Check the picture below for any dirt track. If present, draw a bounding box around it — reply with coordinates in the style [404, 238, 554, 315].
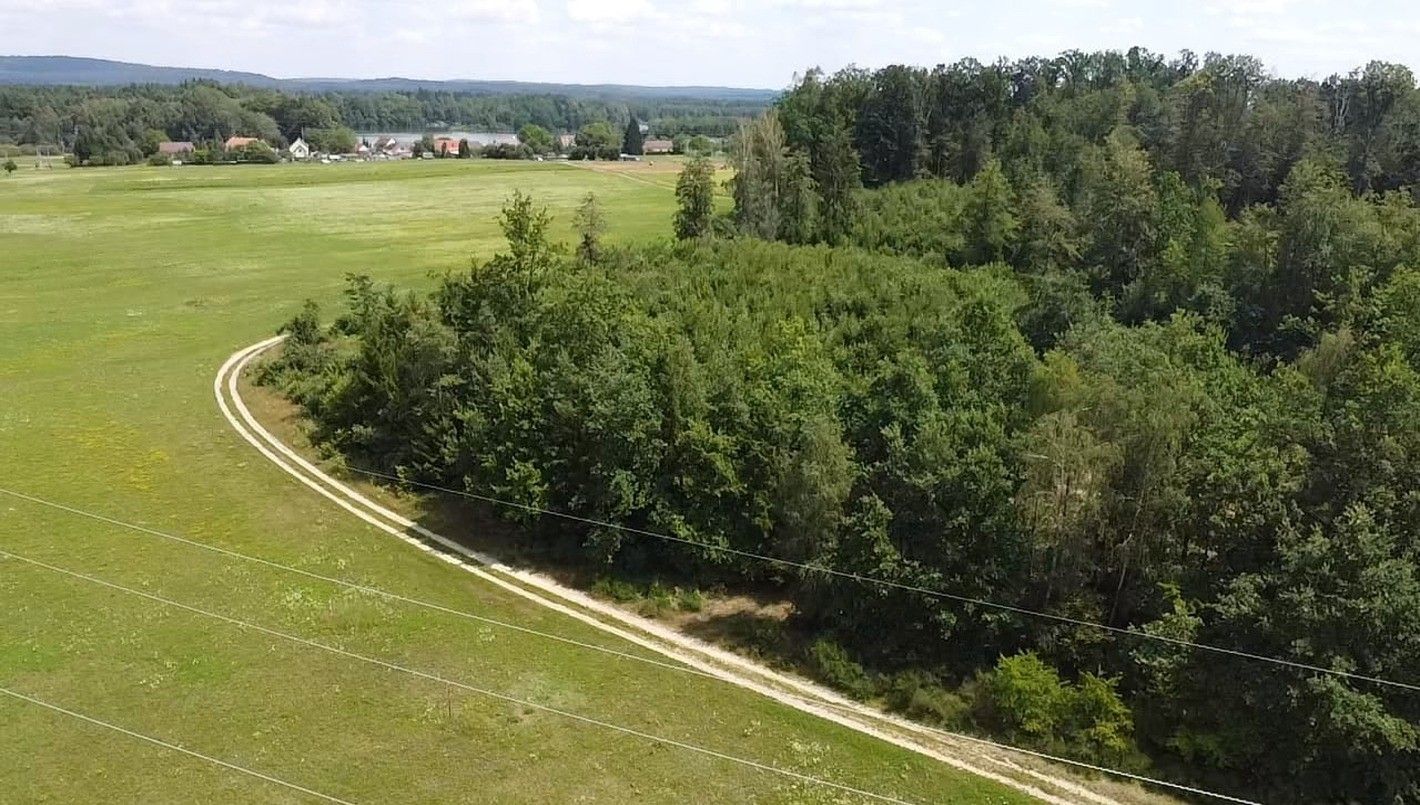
[218, 336, 1198, 805]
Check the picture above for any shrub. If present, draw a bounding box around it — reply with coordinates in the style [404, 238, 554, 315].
[974, 653, 1139, 763]
[569, 145, 621, 161]
[238, 141, 279, 164]
[282, 300, 326, 347]
[591, 576, 641, 603]
[591, 577, 705, 617]
[885, 670, 969, 727]
[255, 300, 338, 409]
[483, 143, 533, 160]
[674, 586, 704, 612]
[1063, 673, 1135, 763]
[146, 153, 172, 167]
[976, 652, 1068, 741]
[805, 639, 878, 700]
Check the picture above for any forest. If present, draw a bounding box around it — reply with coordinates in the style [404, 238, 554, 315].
[260, 48, 1419, 802]
[0, 81, 760, 162]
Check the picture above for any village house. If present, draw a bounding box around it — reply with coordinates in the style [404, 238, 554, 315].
[224, 136, 259, 151]
[557, 133, 576, 150]
[157, 141, 195, 157]
[433, 137, 461, 156]
[373, 136, 400, 154]
[642, 139, 674, 154]
[288, 137, 311, 159]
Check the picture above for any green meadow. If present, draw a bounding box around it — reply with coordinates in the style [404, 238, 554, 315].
[0, 160, 1031, 803]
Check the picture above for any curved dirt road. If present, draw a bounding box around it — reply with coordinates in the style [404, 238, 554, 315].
[217, 336, 1185, 805]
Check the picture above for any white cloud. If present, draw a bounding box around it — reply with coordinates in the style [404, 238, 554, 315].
[0, 0, 1414, 88]
[566, 0, 652, 22]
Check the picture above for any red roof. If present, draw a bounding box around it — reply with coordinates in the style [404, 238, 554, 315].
[224, 136, 259, 150]
[157, 141, 195, 155]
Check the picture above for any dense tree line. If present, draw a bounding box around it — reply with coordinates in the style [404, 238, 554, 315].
[0, 81, 759, 163]
[740, 51, 1420, 359]
[713, 49, 1420, 800]
[258, 48, 1420, 801]
[265, 202, 1419, 801]
[774, 50, 1420, 208]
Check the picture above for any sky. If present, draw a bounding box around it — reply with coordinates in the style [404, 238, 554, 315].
[2, 0, 1418, 89]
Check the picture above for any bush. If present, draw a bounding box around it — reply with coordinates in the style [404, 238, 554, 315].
[77, 148, 137, 167]
[237, 141, 279, 164]
[590, 577, 704, 617]
[591, 576, 641, 603]
[885, 670, 969, 727]
[974, 652, 1139, 763]
[674, 586, 704, 612]
[976, 652, 1068, 741]
[569, 145, 621, 161]
[255, 300, 338, 410]
[1064, 673, 1135, 763]
[805, 639, 878, 700]
[483, 142, 533, 160]
[146, 153, 172, 167]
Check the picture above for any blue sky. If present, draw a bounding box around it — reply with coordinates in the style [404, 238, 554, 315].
[2, 0, 1416, 88]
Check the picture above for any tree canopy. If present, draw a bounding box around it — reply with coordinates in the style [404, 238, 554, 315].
[258, 49, 1420, 802]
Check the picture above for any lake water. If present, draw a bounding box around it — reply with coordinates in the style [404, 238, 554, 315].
[356, 131, 520, 147]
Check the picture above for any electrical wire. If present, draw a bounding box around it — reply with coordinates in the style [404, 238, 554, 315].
[338, 465, 1420, 694]
[0, 485, 1261, 803]
[0, 685, 355, 804]
[0, 546, 920, 805]
[0, 485, 720, 684]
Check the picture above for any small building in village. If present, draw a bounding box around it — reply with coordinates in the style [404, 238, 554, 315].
[157, 141, 195, 157]
[224, 136, 259, 151]
[288, 137, 311, 159]
[642, 139, 674, 154]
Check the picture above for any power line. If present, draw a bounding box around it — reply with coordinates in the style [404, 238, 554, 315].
[0, 686, 355, 804]
[1, 484, 1257, 803]
[864, 717, 1257, 804]
[339, 465, 1420, 694]
[0, 547, 922, 805]
[0, 485, 718, 683]
[2, 485, 1256, 803]
[216, 340, 1365, 800]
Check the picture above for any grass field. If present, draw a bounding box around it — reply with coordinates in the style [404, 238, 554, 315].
[0, 160, 1033, 803]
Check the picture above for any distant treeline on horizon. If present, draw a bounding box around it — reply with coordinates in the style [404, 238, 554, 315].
[3, 47, 1417, 174]
[0, 72, 769, 163]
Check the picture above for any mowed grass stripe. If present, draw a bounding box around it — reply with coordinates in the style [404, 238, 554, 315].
[0, 159, 1034, 803]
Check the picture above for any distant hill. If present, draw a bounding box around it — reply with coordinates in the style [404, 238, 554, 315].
[0, 56, 778, 103]
[0, 56, 280, 88]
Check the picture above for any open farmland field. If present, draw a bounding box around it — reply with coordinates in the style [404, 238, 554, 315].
[0, 160, 1035, 804]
